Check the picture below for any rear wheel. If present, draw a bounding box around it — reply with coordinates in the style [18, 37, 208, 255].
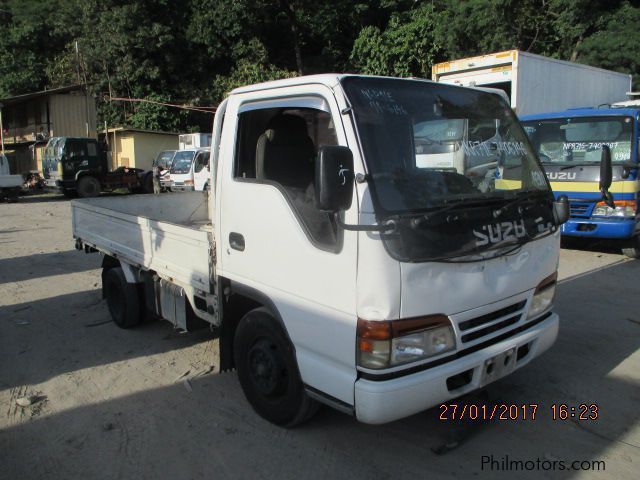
[77, 176, 101, 198]
[234, 309, 319, 427]
[103, 267, 142, 328]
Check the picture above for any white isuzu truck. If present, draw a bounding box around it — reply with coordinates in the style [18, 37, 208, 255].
[71, 74, 568, 427]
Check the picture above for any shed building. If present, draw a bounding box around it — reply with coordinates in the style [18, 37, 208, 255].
[0, 85, 97, 174]
[103, 127, 179, 171]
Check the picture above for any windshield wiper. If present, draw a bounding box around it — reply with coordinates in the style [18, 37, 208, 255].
[492, 191, 546, 218]
[406, 196, 507, 228]
[407, 192, 547, 228]
[559, 162, 596, 170]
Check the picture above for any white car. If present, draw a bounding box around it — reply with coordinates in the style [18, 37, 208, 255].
[169, 148, 210, 192]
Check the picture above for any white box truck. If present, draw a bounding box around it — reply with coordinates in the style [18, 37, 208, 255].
[71, 74, 568, 427]
[179, 132, 212, 150]
[432, 50, 632, 116]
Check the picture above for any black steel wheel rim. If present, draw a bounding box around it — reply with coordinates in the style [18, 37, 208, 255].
[248, 338, 286, 396]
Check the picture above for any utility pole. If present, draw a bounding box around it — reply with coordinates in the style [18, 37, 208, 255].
[76, 41, 90, 137]
[0, 103, 5, 156]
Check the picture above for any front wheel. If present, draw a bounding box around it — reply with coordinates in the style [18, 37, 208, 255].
[76, 176, 101, 198]
[622, 236, 640, 258]
[234, 309, 319, 427]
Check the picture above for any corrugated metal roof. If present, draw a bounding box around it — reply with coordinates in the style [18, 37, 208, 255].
[0, 85, 87, 106]
[104, 127, 180, 136]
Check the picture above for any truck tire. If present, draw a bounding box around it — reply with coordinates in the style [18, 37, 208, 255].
[622, 237, 640, 258]
[103, 267, 142, 328]
[234, 308, 319, 427]
[77, 176, 101, 198]
[143, 172, 154, 193]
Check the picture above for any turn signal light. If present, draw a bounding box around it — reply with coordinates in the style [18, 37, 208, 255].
[528, 271, 557, 319]
[357, 315, 455, 369]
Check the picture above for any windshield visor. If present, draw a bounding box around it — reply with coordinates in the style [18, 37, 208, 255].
[341, 77, 554, 262]
[522, 116, 634, 165]
[170, 151, 195, 174]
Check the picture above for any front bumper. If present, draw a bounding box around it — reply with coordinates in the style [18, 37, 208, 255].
[354, 312, 559, 424]
[561, 218, 637, 239]
[170, 184, 194, 192]
[54, 178, 76, 190]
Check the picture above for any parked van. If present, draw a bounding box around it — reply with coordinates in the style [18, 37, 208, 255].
[169, 148, 210, 191]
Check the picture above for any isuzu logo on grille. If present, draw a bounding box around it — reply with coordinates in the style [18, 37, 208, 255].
[473, 220, 526, 246]
[546, 171, 576, 180]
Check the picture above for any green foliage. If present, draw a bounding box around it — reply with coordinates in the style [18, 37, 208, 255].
[351, 5, 443, 77]
[0, 0, 639, 130]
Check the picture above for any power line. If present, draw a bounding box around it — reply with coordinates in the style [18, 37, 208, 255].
[108, 96, 217, 114]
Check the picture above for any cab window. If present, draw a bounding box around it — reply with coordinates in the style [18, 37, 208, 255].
[194, 151, 210, 173]
[234, 105, 339, 249]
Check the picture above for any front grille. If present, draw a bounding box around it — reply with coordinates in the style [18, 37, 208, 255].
[458, 300, 526, 344]
[569, 202, 592, 218]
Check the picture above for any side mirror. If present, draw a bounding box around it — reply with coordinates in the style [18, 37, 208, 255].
[621, 159, 637, 179]
[553, 195, 570, 225]
[599, 145, 614, 208]
[315, 145, 354, 212]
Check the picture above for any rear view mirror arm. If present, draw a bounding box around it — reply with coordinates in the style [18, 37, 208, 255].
[333, 212, 396, 232]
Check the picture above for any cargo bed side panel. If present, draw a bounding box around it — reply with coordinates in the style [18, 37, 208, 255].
[72, 201, 213, 292]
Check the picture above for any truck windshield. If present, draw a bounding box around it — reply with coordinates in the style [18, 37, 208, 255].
[341, 77, 555, 262]
[170, 151, 195, 174]
[154, 151, 176, 170]
[42, 138, 64, 177]
[521, 116, 634, 165]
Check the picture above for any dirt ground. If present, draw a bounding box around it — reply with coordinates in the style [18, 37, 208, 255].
[1, 194, 638, 480]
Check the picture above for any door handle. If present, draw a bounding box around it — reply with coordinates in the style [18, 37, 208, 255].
[229, 232, 245, 251]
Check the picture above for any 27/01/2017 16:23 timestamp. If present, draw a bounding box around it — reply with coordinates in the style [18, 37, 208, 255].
[439, 403, 599, 421]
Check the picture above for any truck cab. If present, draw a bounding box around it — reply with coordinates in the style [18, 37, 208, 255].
[44, 137, 107, 194]
[521, 107, 640, 257]
[44, 136, 151, 197]
[169, 148, 210, 192]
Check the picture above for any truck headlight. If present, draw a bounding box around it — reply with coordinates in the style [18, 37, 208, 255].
[592, 200, 636, 218]
[357, 315, 456, 369]
[527, 272, 557, 320]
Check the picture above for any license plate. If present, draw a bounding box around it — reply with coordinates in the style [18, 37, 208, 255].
[480, 347, 517, 385]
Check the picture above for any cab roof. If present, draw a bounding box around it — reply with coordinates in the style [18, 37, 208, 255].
[229, 74, 440, 95]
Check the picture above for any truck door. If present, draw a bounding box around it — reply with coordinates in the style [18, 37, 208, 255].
[218, 90, 358, 405]
[193, 150, 210, 191]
